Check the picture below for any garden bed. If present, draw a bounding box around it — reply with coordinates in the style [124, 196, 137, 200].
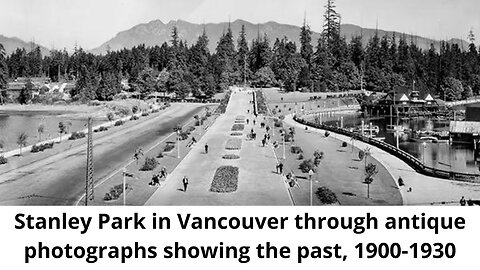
[230, 132, 243, 136]
[210, 166, 239, 193]
[222, 154, 240, 160]
[104, 184, 130, 201]
[231, 124, 245, 131]
[225, 138, 242, 150]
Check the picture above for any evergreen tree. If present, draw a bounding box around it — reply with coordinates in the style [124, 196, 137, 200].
[237, 25, 250, 85]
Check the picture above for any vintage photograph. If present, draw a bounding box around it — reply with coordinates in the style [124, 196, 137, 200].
[0, 0, 479, 206]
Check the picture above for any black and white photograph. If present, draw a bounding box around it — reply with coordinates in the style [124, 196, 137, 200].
[0, 0, 480, 206]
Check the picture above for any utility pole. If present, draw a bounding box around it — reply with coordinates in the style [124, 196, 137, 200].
[85, 117, 94, 205]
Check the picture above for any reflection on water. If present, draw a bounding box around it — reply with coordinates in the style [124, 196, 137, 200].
[0, 111, 105, 152]
[312, 112, 480, 174]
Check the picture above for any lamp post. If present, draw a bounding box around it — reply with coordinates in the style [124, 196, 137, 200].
[422, 141, 427, 165]
[177, 130, 181, 159]
[283, 132, 286, 160]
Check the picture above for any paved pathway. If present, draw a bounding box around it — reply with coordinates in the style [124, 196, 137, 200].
[285, 115, 480, 205]
[146, 89, 291, 205]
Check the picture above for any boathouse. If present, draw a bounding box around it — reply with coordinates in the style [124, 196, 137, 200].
[449, 121, 480, 144]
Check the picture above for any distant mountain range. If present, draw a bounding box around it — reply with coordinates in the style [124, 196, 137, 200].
[90, 19, 469, 55]
[0, 34, 50, 56]
[0, 20, 470, 56]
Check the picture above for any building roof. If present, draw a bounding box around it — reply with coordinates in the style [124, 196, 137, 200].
[450, 121, 480, 134]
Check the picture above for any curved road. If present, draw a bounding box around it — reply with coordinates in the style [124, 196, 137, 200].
[0, 104, 204, 205]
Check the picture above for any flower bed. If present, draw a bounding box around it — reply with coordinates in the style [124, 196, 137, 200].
[210, 166, 239, 193]
[222, 154, 240, 160]
[235, 115, 245, 120]
[231, 124, 245, 131]
[225, 138, 242, 150]
[230, 132, 243, 136]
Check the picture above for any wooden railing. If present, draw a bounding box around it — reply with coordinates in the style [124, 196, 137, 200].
[294, 116, 480, 183]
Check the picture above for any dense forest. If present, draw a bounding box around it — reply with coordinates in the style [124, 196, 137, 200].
[0, 0, 479, 102]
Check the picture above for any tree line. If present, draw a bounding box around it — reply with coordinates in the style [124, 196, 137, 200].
[0, 0, 479, 102]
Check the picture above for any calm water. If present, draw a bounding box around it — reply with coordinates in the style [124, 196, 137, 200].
[0, 111, 106, 152]
[313, 112, 480, 174]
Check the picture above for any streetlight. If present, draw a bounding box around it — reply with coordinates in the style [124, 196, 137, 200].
[122, 168, 134, 206]
[177, 130, 181, 159]
[422, 141, 427, 165]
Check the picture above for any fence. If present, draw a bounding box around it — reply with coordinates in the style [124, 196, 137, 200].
[294, 115, 480, 183]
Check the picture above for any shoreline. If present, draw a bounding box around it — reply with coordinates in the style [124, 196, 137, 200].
[285, 114, 480, 205]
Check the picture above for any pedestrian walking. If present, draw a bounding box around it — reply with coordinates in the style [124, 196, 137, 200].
[278, 162, 284, 174]
[204, 144, 209, 154]
[267, 134, 270, 141]
[161, 167, 167, 178]
[182, 176, 189, 192]
[246, 119, 249, 124]
[308, 169, 314, 181]
[460, 196, 466, 206]
[253, 119, 256, 125]
[262, 138, 266, 147]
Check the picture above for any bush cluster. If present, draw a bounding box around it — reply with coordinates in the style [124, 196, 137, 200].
[140, 157, 159, 171]
[31, 142, 54, 153]
[114, 120, 124, 126]
[141, 112, 149, 117]
[290, 146, 303, 154]
[94, 126, 109, 133]
[315, 186, 338, 204]
[69, 131, 86, 140]
[163, 143, 175, 152]
[130, 115, 139, 121]
[299, 159, 315, 173]
[104, 184, 129, 201]
[0, 156, 7, 165]
[210, 166, 239, 193]
[215, 92, 231, 114]
[342, 141, 348, 147]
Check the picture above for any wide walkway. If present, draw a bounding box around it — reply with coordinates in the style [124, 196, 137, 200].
[285, 115, 480, 205]
[146, 89, 292, 205]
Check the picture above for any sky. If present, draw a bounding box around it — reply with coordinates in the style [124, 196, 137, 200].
[0, 0, 479, 51]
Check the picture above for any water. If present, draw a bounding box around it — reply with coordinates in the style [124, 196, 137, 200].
[0, 111, 106, 152]
[308, 112, 480, 174]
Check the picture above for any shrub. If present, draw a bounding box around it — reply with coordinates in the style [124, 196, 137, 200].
[230, 132, 243, 136]
[187, 126, 196, 133]
[163, 143, 175, 152]
[94, 126, 108, 132]
[274, 120, 283, 128]
[290, 146, 303, 154]
[210, 166, 239, 193]
[342, 141, 348, 147]
[69, 131, 86, 140]
[44, 142, 54, 149]
[116, 106, 131, 116]
[31, 142, 54, 153]
[298, 153, 304, 160]
[140, 157, 159, 171]
[104, 184, 129, 201]
[157, 152, 164, 158]
[0, 156, 8, 165]
[225, 138, 242, 150]
[231, 124, 245, 131]
[315, 186, 338, 204]
[114, 120, 124, 126]
[141, 111, 149, 117]
[151, 109, 160, 113]
[358, 150, 365, 161]
[325, 131, 330, 137]
[299, 159, 315, 173]
[130, 115, 139, 121]
[107, 112, 115, 122]
[222, 154, 240, 160]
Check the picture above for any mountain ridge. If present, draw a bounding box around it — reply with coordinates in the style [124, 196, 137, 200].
[0, 34, 50, 56]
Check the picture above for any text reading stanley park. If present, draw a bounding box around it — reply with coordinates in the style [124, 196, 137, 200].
[15, 212, 465, 263]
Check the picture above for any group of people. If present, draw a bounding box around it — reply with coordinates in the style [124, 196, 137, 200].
[149, 167, 168, 186]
